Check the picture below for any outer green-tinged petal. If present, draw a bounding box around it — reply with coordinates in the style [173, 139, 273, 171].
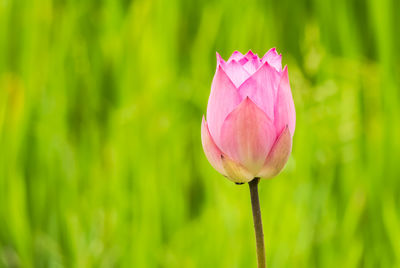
[220, 154, 254, 183]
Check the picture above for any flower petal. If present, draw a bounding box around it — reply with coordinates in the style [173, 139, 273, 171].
[223, 61, 250, 87]
[219, 97, 276, 174]
[244, 50, 259, 60]
[262, 48, 282, 71]
[243, 55, 262, 74]
[207, 65, 242, 148]
[217, 52, 250, 87]
[216, 52, 227, 67]
[238, 61, 280, 120]
[238, 57, 249, 65]
[274, 66, 296, 136]
[221, 154, 254, 183]
[257, 126, 292, 179]
[227, 51, 245, 62]
[201, 117, 227, 176]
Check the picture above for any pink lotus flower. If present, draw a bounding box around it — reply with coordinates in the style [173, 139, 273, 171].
[201, 49, 295, 183]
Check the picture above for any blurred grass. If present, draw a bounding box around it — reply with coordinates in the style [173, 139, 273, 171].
[1, 0, 400, 267]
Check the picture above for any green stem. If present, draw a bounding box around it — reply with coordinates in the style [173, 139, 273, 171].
[249, 177, 266, 268]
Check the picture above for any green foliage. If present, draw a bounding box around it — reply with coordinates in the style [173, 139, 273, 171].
[1, 0, 400, 267]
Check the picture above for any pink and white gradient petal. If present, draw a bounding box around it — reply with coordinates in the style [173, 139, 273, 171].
[274, 66, 296, 136]
[257, 126, 292, 178]
[220, 97, 276, 175]
[206, 65, 242, 148]
[262, 48, 282, 71]
[242, 55, 262, 75]
[228, 51, 245, 62]
[201, 117, 227, 176]
[238, 61, 281, 121]
[221, 154, 254, 183]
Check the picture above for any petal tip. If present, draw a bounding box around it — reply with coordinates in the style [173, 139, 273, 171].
[280, 65, 289, 81]
[245, 50, 255, 57]
[216, 52, 225, 65]
[228, 51, 244, 62]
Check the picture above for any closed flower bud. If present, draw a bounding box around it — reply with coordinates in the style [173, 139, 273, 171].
[201, 49, 296, 183]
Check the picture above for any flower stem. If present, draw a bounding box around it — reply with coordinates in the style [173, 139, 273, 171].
[249, 177, 266, 268]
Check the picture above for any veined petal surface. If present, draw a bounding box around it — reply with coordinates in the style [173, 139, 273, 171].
[274, 66, 296, 136]
[238, 61, 280, 121]
[257, 126, 292, 178]
[207, 65, 241, 148]
[220, 97, 276, 174]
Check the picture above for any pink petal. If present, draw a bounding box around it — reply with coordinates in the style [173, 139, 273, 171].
[219, 97, 276, 174]
[257, 126, 292, 178]
[221, 154, 254, 183]
[274, 66, 296, 136]
[201, 117, 227, 176]
[217, 52, 250, 87]
[223, 61, 250, 87]
[238, 57, 249, 65]
[207, 65, 242, 148]
[244, 50, 259, 60]
[262, 48, 282, 71]
[227, 51, 244, 62]
[238, 61, 280, 120]
[216, 52, 227, 67]
[243, 55, 262, 74]
[202, 116, 253, 183]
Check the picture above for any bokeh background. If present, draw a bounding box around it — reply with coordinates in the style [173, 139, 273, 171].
[1, 0, 400, 267]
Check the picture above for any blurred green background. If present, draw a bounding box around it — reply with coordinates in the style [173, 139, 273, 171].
[1, 0, 400, 267]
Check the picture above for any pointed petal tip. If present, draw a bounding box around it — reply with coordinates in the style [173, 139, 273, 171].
[246, 49, 254, 54]
[262, 48, 283, 71]
[228, 51, 244, 62]
[237, 96, 265, 114]
[242, 96, 262, 109]
[245, 58, 276, 76]
[266, 47, 279, 55]
[281, 65, 288, 76]
[215, 64, 227, 75]
[245, 50, 255, 58]
[216, 52, 225, 65]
